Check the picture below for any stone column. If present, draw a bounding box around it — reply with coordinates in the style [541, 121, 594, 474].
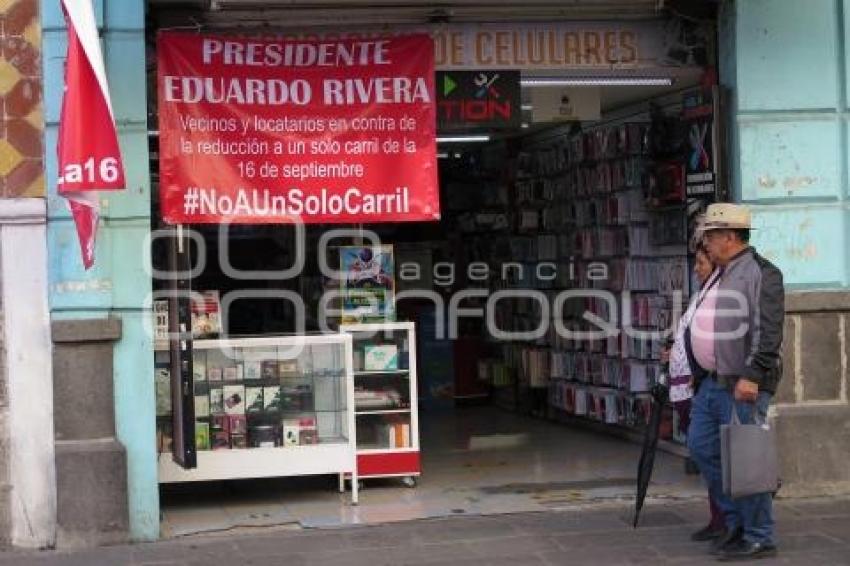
[0, 231, 8, 548]
[0, 199, 55, 549]
[52, 318, 128, 547]
[773, 293, 850, 496]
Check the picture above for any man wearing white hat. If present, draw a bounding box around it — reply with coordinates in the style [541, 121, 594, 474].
[684, 203, 785, 561]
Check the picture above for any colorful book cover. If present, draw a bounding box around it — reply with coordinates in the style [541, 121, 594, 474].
[392, 423, 410, 448]
[212, 413, 230, 432]
[223, 385, 245, 415]
[249, 424, 279, 448]
[244, 360, 262, 380]
[194, 394, 210, 417]
[280, 379, 313, 413]
[299, 429, 318, 445]
[228, 414, 247, 435]
[191, 290, 221, 338]
[403, 424, 411, 448]
[263, 386, 282, 412]
[392, 423, 403, 448]
[211, 430, 230, 450]
[282, 419, 301, 446]
[195, 422, 210, 451]
[209, 387, 225, 414]
[297, 417, 317, 445]
[261, 361, 278, 379]
[192, 357, 207, 382]
[208, 366, 223, 381]
[278, 359, 299, 378]
[340, 245, 396, 320]
[364, 345, 399, 371]
[245, 387, 264, 413]
[224, 366, 239, 381]
[155, 369, 171, 416]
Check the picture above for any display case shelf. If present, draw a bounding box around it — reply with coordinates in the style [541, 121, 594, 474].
[356, 409, 411, 415]
[340, 322, 421, 484]
[354, 370, 410, 376]
[158, 334, 359, 504]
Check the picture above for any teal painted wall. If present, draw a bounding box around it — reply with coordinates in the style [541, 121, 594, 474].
[721, 0, 850, 289]
[42, 1, 158, 540]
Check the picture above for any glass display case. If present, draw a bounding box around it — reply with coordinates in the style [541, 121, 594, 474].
[340, 322, 420, 486]
[158, 334, 358, 503]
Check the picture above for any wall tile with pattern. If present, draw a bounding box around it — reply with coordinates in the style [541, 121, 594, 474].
[0, 0, 43, 198]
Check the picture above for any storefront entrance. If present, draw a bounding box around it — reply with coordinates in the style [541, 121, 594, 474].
[147, 1, 718, 538]
[160, 407, 702, 536]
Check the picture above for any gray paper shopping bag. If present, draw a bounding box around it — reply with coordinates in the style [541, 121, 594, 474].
[720, 407, 779, 499]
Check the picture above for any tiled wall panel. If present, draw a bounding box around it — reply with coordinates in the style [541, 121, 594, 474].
[0, 0, 43, 198]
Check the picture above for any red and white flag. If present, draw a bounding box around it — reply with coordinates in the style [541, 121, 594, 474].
[58, 0, 125, 270]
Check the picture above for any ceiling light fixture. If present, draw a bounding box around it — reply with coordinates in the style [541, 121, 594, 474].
[436, 135, 491, 143]
[520, 77, 674, 87]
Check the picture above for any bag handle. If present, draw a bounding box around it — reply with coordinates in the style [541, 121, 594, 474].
[729, 402, 766, 426]
[729, 407, 740, 426]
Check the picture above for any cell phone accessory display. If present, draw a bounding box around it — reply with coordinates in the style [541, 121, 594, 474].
[456, 121, 687, 440]
[158, 335, 359, 504]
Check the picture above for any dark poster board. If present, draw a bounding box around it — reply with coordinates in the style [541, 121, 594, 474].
[437, 70, 521, 130]
[682, 87, 717, 198]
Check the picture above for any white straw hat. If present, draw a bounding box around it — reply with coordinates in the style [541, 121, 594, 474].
[702, 203, 752, 231]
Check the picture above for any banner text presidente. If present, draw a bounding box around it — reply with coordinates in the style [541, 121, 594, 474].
[162, 38, 431, 106]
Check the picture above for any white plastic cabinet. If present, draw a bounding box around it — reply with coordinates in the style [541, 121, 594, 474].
[340, 322, 420, 486]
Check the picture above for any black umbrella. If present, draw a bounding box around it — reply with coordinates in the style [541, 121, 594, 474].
[633, 363, 669, 528]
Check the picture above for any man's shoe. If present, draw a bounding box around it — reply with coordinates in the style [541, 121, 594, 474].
[709, 527, 743, 555]
[717, 540, 777, 561]
[691, 524, 725, 542]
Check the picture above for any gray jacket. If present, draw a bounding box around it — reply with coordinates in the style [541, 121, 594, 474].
[714, 247, 785, 393]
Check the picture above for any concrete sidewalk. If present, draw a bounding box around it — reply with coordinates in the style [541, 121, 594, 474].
[2, 497, 849, 565]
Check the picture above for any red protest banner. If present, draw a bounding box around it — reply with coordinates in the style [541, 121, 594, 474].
[157, 33, 439, 224]
[58, 0, 126, 269]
